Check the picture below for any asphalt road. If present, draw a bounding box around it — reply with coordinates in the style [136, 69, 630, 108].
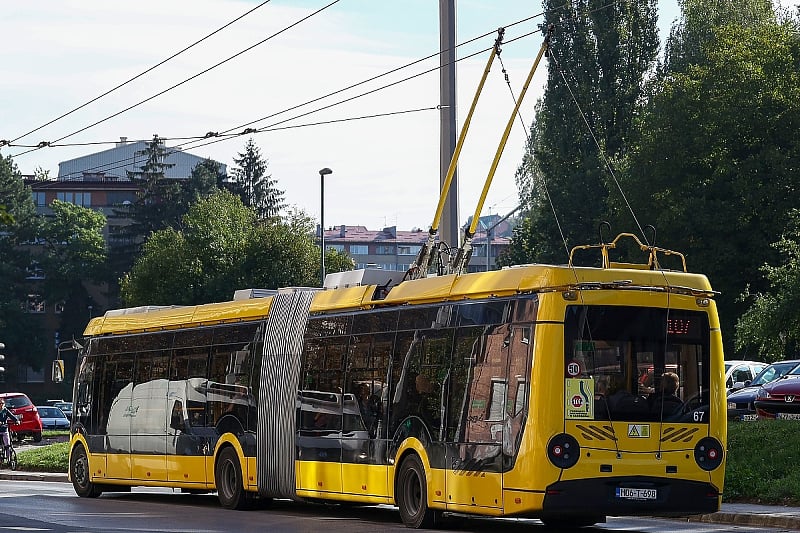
[0, 480, 788, 533]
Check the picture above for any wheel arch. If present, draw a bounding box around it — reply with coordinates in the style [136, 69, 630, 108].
[212, 434, 246, 490]
[391, 437, 431, 503]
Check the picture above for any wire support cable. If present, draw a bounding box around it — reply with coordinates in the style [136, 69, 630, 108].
[8, 1, 274, 145]
[10, 0, 341, 159]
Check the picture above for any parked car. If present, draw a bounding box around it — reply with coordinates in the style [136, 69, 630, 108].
[727, 359, 800, 421]
[0, 392, 43, 442]
[51, 401, 73, 419]
[725, 360, 768, 392]
[35, 405, 71, 430]
[754, 366, 800, 419]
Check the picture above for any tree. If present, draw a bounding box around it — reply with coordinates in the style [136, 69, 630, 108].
[619, 1, 800, 354]
[126, 134, 180, 237]
[121, 191, 351, 306]
[736, 211, 800, 361]
[39, 200, 107, 297]
[231, 138, 285, 220]
[502, 0, 659, 265]
[0, 156, 47, 371]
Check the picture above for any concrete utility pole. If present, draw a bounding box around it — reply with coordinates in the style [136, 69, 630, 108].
[439, 0, 459, 250]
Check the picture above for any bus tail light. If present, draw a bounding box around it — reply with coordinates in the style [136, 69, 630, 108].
[694, 437, 723, 471]
[547, 433, 580, 469]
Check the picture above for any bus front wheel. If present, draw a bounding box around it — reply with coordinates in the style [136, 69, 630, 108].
[396, 454, 439, 529]
[215, 447, 250, 510]
[70, 445, 103, 498]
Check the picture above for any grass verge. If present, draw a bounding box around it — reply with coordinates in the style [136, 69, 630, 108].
[16, 441, 69, 473]
[725, 419, 800, 505]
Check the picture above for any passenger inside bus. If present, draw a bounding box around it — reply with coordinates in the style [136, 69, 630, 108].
[648, 372, 683, 417]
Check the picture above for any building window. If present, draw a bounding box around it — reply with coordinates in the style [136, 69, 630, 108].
[375, 245, 395, 255]
[54, 301, 66, 314]
[349, 245, 368, 255]
[25, 294, 46, 313]
[398, 245, 420, 256]
[25, 263, 45, 279]
[327, 244, 345, 252]
[56, 191, 92, 207]
[32, 192, 46, 206]
[106, 191, 137, 206]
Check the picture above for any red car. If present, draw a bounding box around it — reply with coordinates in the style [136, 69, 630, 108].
[0, 392, 43, 442]
[754, 372, 800, 420]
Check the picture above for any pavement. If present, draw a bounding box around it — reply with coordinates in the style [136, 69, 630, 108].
[1, 470, 799, 530]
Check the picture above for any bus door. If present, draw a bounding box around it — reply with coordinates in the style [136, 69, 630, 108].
[296, 334, 347, 493]
[341, 332, 392, 497]
[167, 348, 211, 484]
[130, 352, 170, 481]
[104, 353, 134, 480]
[445, 324, 507, 511]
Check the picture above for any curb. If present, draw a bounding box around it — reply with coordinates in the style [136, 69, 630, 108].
[690, 511, 800, 530]
[0, 471, 69, 483]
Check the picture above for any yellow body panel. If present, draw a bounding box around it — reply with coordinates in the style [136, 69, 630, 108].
[296, 460, 343, 493]
[446, 469, 503, 511]
[166, 455, 208, 484]
[131, 454, 167, 482]
[340, 463, 390, 498]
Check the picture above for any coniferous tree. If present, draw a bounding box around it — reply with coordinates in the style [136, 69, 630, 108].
[501, 0, 659, 265]
[127, 134, 180, 236]
[231, 138, 285, 220]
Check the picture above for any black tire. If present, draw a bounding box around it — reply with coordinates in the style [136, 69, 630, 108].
[215, 447, 250, 510]
[8, 447, 17, 470]
[70, 445, 103, 498]
[32, 432, 42, 443]
[396, 454, 439, 529]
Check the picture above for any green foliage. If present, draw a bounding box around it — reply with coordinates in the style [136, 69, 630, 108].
[126, 134, 181, 237]
[231, 138, 286, 220]
[121, 192, 351, 306]
[725, 420, 800, 504]
[504, 0, 659, 265]
[736, 211, 800, 360]
[39, 200, 107, 293]
[15, 441, 69, 473]
[0, 155, 47, 370]
[621, 11, 800, 356]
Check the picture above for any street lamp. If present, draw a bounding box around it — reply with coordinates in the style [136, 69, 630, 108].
[319, 167, 333, 286]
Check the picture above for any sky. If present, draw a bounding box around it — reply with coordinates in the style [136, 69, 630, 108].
[1, 1, 796, 232]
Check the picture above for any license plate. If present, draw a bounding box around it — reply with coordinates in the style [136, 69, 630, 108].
[741, 414, 758, 421]
[777, 412, 800, 420]
[616, 487, 657, 500]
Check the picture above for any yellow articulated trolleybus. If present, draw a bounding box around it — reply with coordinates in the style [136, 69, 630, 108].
[65, 27, 726, 528]
[67, 237, 726, 528]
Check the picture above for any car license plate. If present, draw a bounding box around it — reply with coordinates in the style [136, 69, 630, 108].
[616, 487, 657, 500]
[741, 414, 758, 421]
[777, 413, 800, 420]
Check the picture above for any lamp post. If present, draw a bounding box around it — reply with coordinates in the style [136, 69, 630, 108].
[319, 167, 333, 286]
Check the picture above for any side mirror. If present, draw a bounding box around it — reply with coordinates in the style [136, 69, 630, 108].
[52, 360, 65, 383]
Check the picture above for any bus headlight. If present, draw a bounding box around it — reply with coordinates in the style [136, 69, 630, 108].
[694, 437, 723, 471]
[547, 433, 580, 469]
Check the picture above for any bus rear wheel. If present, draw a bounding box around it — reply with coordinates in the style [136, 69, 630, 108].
[215, 447, 250, 510]
[396, 454, 439, 529]
[70, 445, 103, 498]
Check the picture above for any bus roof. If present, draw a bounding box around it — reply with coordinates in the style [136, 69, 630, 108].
[84, 263, 714, 337]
